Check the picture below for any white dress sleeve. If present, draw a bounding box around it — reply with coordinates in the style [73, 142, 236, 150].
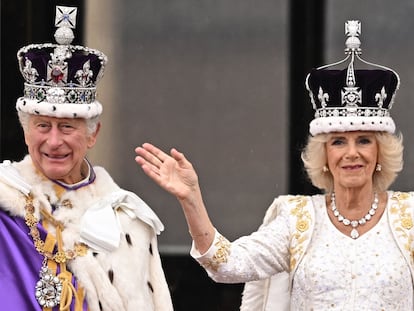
[190, 197, 291, 284]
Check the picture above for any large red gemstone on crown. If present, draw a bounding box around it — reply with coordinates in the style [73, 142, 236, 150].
[51, 67, 64, 83]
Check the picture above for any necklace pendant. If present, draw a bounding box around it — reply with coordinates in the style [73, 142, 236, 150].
[350, 228, 359, 239]
[35, 264, 62, 308]
[330, 192, 378, 240]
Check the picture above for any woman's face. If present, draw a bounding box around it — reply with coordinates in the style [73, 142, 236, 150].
[24, 115, 99, 184]
[326, 131, 378, 191]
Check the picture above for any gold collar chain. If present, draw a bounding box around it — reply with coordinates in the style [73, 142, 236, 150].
[24, 193, 87, 310]
[24, 193, 88, 262]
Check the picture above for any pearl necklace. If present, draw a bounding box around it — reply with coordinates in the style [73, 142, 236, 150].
[330, 192, 379, 239]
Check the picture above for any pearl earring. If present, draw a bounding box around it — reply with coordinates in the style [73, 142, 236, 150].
[375, 163, 382, 172]
[322, 165, 329, 173]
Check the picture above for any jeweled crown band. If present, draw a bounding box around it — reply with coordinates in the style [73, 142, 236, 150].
[314, 107, 390, 119]
[24, 83, 96, 105]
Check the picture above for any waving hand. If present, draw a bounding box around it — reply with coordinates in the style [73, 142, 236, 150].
[135, 142, 215, 253]
[135, 143, 199, 201]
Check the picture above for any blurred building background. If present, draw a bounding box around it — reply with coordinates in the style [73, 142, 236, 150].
[2, 1, 414, 310]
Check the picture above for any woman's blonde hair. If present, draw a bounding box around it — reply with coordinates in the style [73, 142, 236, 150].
[301, 131, 403, 192]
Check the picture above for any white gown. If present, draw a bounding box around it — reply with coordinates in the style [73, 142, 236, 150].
[292, 197, 413, 310]
[192, 193, 414, 311]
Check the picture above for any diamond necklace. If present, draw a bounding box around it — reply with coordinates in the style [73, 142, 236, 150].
[330, 192, 379, 239]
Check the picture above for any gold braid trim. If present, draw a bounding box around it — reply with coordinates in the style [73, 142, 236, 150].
[288, 195, 311, 272]
[389, 192, 414, 264]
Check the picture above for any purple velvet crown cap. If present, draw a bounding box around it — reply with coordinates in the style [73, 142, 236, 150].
[305, 20, 400, 136]
[15, 6, 108, 119]
[307, 69, 399, 110]
[20, 47, 104, 87]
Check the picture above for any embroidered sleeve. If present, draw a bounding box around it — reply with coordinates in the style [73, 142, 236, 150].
[190, 199, 293, 284]
[191, 232, 231, 272]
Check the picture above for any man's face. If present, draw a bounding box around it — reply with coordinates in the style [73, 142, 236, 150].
[24, 115, 99, 184]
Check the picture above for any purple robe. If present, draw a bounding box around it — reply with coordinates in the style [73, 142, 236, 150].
[0, 209, 88, 310]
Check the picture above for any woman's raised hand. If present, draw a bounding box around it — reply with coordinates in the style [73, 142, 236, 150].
[135, 143, 200, 201]
[135, 143, 215, 252]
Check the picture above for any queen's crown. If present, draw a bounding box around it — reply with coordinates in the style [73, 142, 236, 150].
[305, 20, 400, 135]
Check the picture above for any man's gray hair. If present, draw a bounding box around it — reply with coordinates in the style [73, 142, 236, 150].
[17, 111, 100, 135]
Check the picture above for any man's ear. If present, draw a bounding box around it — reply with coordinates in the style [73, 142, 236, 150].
[87, 122, 101, 149]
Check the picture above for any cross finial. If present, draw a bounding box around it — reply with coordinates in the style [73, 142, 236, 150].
[53, 6, 77, 45]
[55, 6, 77, 29]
